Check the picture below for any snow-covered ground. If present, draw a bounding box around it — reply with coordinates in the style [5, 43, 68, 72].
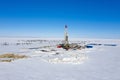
[0, 38, 120, 80]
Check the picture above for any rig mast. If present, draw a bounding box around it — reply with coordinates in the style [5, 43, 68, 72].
[64, 25, 69, 50]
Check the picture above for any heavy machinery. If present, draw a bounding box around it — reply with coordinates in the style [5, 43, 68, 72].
[57, 25, 70, 50]
[57, 25, 87, 50]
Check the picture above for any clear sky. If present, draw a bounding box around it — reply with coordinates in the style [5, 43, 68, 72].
[0, 0, 120, 39]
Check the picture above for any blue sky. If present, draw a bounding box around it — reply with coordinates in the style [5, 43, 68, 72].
[0, 0, 120, 39]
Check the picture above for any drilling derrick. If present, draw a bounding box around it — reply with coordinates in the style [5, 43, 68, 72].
[57, 25, 86, 50]
[64, 25, 69, 50]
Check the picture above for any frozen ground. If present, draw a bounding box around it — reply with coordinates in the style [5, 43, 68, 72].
[0, 38, 120, 80]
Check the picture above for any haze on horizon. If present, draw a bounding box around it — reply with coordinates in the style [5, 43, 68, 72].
[0, 0, 120, 39]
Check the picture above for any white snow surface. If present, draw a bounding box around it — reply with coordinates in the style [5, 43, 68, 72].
[0, 38, 120, 80]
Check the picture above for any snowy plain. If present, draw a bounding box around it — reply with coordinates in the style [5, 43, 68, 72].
[0, 38, 120, 80]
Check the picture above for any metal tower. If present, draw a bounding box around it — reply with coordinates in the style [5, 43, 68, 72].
[64, 25, 69, 44]
[64, 25, 69, 50]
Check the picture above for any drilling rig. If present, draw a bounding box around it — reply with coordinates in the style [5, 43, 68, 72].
[57, 25, 70, 50]
[63, 25, 70, 50]
[57, 25, 88, 50]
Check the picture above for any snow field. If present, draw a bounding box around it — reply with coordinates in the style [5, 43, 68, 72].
[0, 38, 120, 80]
